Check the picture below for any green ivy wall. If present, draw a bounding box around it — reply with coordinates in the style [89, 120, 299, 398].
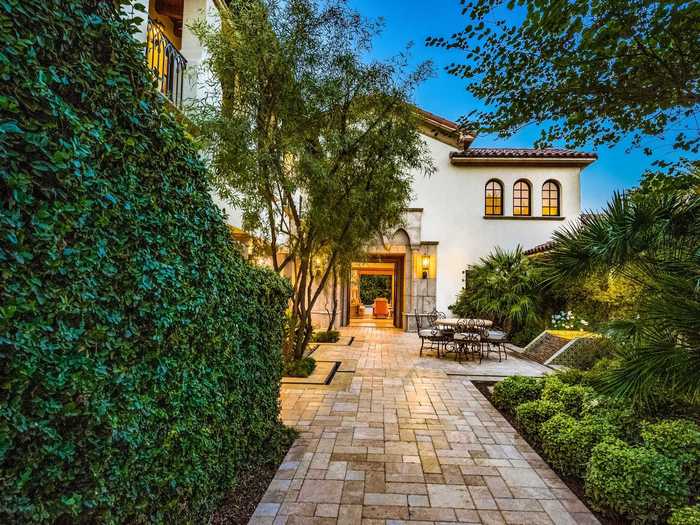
[0, 0, 290, 522]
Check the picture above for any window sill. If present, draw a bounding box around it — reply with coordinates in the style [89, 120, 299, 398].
[483, 215, 566, 221]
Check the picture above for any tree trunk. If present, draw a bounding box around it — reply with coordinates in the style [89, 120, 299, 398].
[289, 249, 340, 360]
[327, 264, 338, 331]
[291, 250, 311, 360]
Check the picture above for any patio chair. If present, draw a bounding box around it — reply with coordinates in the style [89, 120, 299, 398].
[483, 327, 510, 362]
[415, 310, 443, 357]
[373, 297, 389, 319]
[453, 319, 486, 363]
[430, 308, 454, 355]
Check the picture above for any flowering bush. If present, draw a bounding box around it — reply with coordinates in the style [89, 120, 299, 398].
[550, 310, 589, 330]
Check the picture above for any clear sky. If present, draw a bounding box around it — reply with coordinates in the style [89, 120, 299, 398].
[348, 0, 670, 211]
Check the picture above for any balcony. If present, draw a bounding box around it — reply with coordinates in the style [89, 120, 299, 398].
[146, 17, 187, 107]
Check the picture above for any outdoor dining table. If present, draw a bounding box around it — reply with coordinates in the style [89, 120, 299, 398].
[436, 318, 493, 328]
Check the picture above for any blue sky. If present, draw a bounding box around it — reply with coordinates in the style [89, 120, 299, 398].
[348, 0, 667, 210]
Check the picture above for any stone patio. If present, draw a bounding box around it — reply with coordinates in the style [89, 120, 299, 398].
[251, 327, 599, 524]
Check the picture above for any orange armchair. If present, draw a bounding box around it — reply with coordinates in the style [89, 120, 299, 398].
[373, 298, 389, 319]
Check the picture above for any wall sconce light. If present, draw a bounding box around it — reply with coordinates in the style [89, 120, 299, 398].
[421, 255, 430, 279]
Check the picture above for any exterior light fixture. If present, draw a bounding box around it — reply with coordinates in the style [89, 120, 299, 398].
[421, 255, 430, 279]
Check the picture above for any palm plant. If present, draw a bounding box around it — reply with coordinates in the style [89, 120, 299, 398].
[451, 246, 543, 333]
[545, 171, 700, 403]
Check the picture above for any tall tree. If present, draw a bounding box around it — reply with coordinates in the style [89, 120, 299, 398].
[191, 0, 433, 359]
[427, 1, 700, 162]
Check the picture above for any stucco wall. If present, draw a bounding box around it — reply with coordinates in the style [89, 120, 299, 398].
[410, 137, 584, 314]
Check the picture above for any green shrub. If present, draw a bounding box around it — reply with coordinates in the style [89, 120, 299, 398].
[0, 1, 291, 522]
[283, 357, 317, 378]
[634, 386, 700, 423]
[585, 440, 689, 523]
[541, 413, 620, 478]
[511, 322, 543, 347]
[491, 376, 543, 412]
[581, 395, 640, 442]
[553, 367, 590, 386]
[449, 247, 544, 332]
[642, 419, 700, 488]
[515, 400, 563, 441]
[541, 377, 594, 417]
[669, 505, 700, 525]
[312, 330, 340, 343]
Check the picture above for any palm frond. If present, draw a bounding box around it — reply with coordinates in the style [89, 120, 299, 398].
[548, 174, 700, 403]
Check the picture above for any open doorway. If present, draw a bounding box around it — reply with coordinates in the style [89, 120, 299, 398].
[347, 254, 404, 328]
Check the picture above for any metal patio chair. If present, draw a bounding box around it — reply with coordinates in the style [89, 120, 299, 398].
[483, 326, 510, 362]
[415, 310, 443, 357]
[453, 318, 486, 363]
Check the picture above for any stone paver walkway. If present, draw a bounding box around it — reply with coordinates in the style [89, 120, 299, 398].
[251, 327, 599, 525]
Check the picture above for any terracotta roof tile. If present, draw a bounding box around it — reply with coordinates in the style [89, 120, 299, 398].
[523, 241, 556, 256]
[451, 148, 597, 160]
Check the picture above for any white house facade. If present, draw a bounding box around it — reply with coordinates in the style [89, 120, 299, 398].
[127, 1, 597, 331]
[406, 110, 594, 319]
[322, 110, 596, 331]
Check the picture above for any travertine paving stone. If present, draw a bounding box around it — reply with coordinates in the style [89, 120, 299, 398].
[250, 327, 600, 524]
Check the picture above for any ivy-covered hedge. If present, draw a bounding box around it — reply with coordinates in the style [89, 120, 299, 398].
[0, 1, 291, 522]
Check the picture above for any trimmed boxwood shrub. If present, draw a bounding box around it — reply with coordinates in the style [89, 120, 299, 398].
[552, 367, 590, 386]
[540, 413, 620, 478]
[669, 505, 700, 525]
[585, 439, 689, 523]
[580, 395, 640, 441]
[541, 377, 594, 417]
[1, 1, 291, 522]
[641, 419, 700, 488]
[515, 399, 563, 441]
[491, 376, 543, 412]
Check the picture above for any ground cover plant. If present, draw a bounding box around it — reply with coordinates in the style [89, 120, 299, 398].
[0, 1, 290, 522]
[312, 330, 340, 343]
[283, 356, 317, 378]
[669, 505, 700, 525]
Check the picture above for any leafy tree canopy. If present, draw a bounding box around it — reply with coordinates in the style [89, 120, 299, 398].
[359, 275, 392, 305]
[191, 0, 433, 358]
[427, 1, 700, 162]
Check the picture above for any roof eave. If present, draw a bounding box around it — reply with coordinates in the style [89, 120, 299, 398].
[413, 108, 476, 149]
[450, 156, 597, 168]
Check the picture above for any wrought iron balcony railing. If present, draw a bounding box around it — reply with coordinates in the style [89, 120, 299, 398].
[146, 18, 187, 107]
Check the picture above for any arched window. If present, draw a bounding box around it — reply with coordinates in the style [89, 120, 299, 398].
[484, 179, 503, 216]
[542, 180, 560, 216]
[513, 180, 531, 216]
